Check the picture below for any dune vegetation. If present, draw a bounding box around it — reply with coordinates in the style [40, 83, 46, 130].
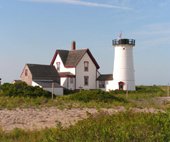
[0, 111, 170, 142]
[0, 82, 170, 141]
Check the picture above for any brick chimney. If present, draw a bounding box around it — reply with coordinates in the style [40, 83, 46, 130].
[71, 41, 76, 50]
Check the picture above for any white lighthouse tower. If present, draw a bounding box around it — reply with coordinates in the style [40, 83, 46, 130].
[112, 38, 136, 91]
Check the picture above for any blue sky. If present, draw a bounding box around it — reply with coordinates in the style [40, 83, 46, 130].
[0, 0, 170, 85]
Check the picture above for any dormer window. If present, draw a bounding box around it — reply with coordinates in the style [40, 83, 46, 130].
[84, 61, 89, 72]
[56, 62, 60, 71]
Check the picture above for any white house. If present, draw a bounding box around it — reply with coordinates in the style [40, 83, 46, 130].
[50, 41, 100, 90]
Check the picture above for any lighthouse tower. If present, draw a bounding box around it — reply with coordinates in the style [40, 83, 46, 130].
[112, 38, 136, 91]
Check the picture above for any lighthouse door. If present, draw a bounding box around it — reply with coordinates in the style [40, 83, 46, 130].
[118, 82, 124, 90]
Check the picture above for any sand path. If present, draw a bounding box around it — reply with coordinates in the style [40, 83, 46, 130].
[0, 107, 125, 131]
[0, 106, 164, 131]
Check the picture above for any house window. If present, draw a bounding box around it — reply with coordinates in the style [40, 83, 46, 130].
[99, 81, 105, 88]
[56, 62, 60, 71]
[84, 76, 89, 86]
[25, 69, 28, 76]
[70, 78, 73, 84]
[84, 61, 89, 72]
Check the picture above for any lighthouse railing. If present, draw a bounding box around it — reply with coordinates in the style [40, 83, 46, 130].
[112, 39, 135, 46]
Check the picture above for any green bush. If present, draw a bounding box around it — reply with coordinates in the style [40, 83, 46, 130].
[49, 112, 170, 142]
[68, 90, 127, 103]
[0, 82, 51, 98]
[136, 85, 165, 94]
[109, 85, 165, 96]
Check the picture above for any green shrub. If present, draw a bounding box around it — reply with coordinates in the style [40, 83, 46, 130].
[136, 85, 165, 94]
[109, 86, 166, 101]
[68, 90, 127, 103]
[51, 112, 170, 142]
[0, 82, 51, 98]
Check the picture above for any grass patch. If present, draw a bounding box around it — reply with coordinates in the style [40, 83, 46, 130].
[68, 90, 127, 103]
[0, 85, 169, 141]
[117, 85, 165, 100]
[0, 85, 167, 109]
[0, 96, 56, 109]
[0, 112, 170, 142]
[55, 112, 170, 142]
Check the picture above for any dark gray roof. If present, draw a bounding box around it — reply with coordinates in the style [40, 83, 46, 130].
[27, 64, 60, 82]
[51, 49, 100, 69]
[56, 50, 69, 65]
[97, 74, 113, 81]
[34, 81, 62, 88]
[65, 50, 87, 67]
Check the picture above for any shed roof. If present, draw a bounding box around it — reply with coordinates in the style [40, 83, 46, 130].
[97, 74, 113, 81]
[27, 64, 60, 82]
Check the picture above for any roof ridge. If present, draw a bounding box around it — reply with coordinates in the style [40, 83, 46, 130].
[27, 64, 53, 66]
[51, 48, 99, 69]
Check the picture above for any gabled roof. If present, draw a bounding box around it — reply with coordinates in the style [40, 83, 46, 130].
[26, 64, 60, 82]
[50, 49, 100, 69]
[97, 74, 113, 81]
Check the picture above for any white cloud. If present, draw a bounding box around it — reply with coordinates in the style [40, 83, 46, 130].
[133, 23, 170, 47]
[135, 23, 170, 36]
[20, 0, 132, 10]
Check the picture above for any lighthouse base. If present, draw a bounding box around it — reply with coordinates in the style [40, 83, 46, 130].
[106, 80, 136, 91]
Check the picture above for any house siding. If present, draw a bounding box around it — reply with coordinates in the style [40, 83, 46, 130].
[68, 77, 75, 90]
[105, 80, 114, 91]
[53, 54, 75, 74]
[52, 51, 98, 90]
[20, 65, 33, 85]
[32, 81, 63, 95]
[53, 54, 76, 90]
[60, 77, 68, 89]
[44, 88, 63, 96]
[76, 53, 97, 90]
